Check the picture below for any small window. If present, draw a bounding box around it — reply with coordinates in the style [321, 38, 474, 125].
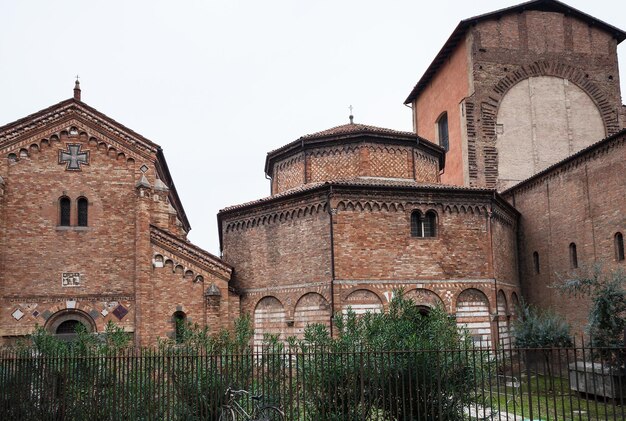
[569, 243, 578, 269]
[411, 210, 437, 238]
[56, 320, 81, 335]
[77, 197, 88, 227]
[173, 311, 186, 344]
[533, 252, 540, 274]
[437, 112, 449, 152]
[615, 232, 625, 262]
[59, 196, 71, 226]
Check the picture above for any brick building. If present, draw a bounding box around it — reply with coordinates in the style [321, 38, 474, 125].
[219, 123, 521, 348]
[0, 83, 238, 347]
[2, 0, 625, 347]
[220, 0, 626, 343]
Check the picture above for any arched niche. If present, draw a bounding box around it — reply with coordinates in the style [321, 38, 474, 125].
[496, 76, 605, 190]
[292, 292, 331, 338]
[455, 288, 492, 347]
[343, 289, 383, 316]
[253, 296, 286, 349]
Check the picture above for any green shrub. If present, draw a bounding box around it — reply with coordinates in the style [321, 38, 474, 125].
[290, 289, 489, 421]
[511, 300, 572, 348]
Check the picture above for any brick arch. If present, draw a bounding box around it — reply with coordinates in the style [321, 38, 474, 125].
[510, 291, 520, 318]
[404, 288, 446, 309]
[253, 296, 286, 347]
[478, 60, 619, 188]
[45, 308, 98, 334]
[292, 292, 331, 338]
[342, 288, 384, 315]
[487, 61, 618, 137]
[496, 289, 511, 348]
[405, 288, 446, 312]
[455, 288, 492, 347]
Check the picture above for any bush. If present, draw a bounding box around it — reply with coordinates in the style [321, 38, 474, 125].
[289, 290, 489, 421]
[556, 266, 626, 364]
[511, 300, 572, 348]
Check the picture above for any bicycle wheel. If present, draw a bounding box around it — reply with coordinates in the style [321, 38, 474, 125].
[254, 405, 284, 421]
[218, 406, 236, 421]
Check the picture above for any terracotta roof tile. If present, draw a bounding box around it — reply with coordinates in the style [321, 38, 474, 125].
[300, 123, 418, 140]
[220, 177, 492, 213]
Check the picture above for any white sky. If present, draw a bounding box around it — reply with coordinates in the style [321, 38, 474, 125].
[1, 0, 625, 255]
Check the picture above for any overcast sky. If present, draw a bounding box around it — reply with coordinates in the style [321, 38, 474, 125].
[1, 0, 624, 255]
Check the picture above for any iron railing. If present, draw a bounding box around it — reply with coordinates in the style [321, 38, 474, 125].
[1, 343, 624, 420]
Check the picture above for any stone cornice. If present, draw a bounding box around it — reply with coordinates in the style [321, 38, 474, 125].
[150, 225, 232, 281]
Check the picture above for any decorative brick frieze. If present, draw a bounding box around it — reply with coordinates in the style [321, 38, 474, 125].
[150, 225, 231, 281]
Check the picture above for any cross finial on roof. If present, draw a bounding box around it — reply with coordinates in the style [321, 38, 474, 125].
[73, 75, 81, 101]
[349, 105, 354, 124]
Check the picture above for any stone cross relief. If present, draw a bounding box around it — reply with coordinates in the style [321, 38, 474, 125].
[59, 144, 89, 170]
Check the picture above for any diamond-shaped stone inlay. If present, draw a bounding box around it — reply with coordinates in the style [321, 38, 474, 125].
[140, 164, 149, 173]
[32, 310, 40, 318]
[101, 309, 109, 317]
[112, 304, 128, 320]
[12, 309, 24, 321]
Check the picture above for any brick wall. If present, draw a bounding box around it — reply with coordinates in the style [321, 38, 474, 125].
[413, 36, 471, 186]
[332, 197, 495, 281]
[0, 107, 234, 346]
[272, 142, 441, 195]
[468, 11, 623, 189]
[220, 184, 521, 344]
[413, 9, 624, 191]
[505, 132, 626, 335]
[0, 131, 139, 339]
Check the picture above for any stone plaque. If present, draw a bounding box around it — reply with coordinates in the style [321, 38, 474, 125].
[62, 272, 81, 287]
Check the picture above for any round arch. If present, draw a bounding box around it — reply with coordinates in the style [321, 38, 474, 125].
[455, 288, 492, 347]
[45, 309, 97, 339]
[293, 292, 331, 338]
[343, 288, 384, 315]
[253, 296, 286, 348]
[405, 288, 445, 311]
[479, 60, 619, 188]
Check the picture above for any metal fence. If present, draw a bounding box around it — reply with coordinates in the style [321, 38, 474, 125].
[1, 343, 624, 420]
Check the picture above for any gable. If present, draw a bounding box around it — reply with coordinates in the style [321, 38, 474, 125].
[0, 98, 190, 231]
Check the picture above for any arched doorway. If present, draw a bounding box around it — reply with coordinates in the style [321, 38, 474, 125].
[46, 309, 96, 341]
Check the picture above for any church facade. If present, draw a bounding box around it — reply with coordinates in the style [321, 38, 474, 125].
[1, 0, 625, 347]
[0, 84, 238, 347]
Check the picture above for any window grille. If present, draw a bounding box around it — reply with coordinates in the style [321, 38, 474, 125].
[77, 197, 88, 226]
[56, 320, 81, 335]
[173, 312, 186, 344]
[411, 211, 437, 238]
[60, 197, 71, 226]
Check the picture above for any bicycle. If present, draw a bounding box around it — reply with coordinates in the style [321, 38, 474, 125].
[218, 386, 284, 421]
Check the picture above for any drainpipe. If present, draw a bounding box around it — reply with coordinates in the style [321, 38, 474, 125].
[327, 185, 336, 336]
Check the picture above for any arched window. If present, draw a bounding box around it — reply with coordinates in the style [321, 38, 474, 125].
[615, 232, 625, 262]
[173, 311, 186, 344]
[77, 197, 88, 227]
[56, 320, 81, 335]
[411, 210, 437, 238]
[569, 243, 578, 269]
[59, 196, 71, 226]
[533, 251, 540, 274]
[437, 112, 449, 152]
